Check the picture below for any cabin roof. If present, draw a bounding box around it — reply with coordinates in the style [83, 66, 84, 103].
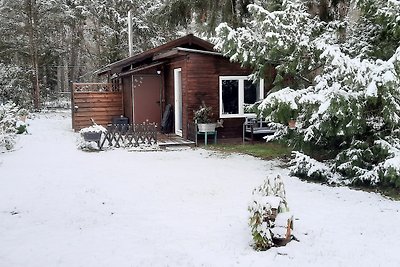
[106, 34, 216, 74]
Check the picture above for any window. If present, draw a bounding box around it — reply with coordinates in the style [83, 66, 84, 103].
[219, 76, 264, 118]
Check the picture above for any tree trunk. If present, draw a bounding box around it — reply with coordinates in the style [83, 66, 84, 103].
[25, 0, 40, 110]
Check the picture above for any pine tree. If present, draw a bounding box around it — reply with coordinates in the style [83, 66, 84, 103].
[157, 0, 258, 35]
[214, 0, 321, 87]
[214, 0, 400, 188]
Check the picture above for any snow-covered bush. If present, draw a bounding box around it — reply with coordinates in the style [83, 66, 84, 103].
[0, 63, 32, 108]
[0, 102, 28, 151]
[334, 140, 400, 187]
[290, 151, 343, 184]
[248, 175, 293, 250]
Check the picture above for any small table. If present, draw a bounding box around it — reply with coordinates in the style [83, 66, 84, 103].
[195, 130, 217, 146]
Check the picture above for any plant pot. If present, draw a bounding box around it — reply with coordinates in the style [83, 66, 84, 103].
[82, 131, 102, 142]
[288, 119, 296, 129]
[197, 123, 216, 132]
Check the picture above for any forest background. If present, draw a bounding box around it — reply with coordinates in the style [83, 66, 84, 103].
[1, 0, 400, 190]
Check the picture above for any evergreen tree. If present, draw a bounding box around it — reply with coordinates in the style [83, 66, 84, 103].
[214, 0, 321, 88]
[157, 0, 260, 36]
[214, 0, 400, 188]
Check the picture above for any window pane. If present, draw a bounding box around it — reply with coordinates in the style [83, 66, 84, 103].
[222, 80, 239, 114]
[244, 80, 258, 104]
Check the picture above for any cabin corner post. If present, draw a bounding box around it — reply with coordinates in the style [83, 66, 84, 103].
[71, 83, 76, 131]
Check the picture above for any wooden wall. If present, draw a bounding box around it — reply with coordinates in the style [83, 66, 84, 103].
[72, 91, 123, 131]
[162, 53, 276, 139]
[186, 54, 249, 138]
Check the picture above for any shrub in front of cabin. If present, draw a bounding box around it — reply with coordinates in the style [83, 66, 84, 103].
[248, 175, 293, 250]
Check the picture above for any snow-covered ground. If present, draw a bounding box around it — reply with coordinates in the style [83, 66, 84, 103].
[0, 111, 399, 267]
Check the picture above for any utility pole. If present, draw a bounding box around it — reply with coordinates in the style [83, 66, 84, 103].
[128, 10, 133, 57]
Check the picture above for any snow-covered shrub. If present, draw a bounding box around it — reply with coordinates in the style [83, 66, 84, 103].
[248, 175, 293, 251]
[0, 102, 28, 151]
[78, 124, 107, 151]
[15, 121, 27, 134]
[0, 63, 32, 108]
[382, 166, 400, 189]
[290, 151, 342, 184]
[334, 139, 400, 187]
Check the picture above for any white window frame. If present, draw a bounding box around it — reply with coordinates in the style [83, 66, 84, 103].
[219, 76, 264, 118]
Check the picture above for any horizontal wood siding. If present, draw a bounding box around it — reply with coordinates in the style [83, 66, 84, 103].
[73, 91, 123, 131]
[109, 52, 275, 139]
[185, 54, 248, 138]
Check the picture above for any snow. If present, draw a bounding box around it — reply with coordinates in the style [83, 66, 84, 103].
[366, 81, 378, 97]
[259, 87, 301, 111]
[79, 124, 107, 134]
[1, 111, 400, 266]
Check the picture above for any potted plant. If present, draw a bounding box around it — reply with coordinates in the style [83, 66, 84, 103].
[288, 118, 296, 129]
[193, 102, 217, 132]
[287, 109, 297, 129]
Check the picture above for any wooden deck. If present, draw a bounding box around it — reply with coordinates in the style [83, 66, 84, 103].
[157, 133, 195, 147]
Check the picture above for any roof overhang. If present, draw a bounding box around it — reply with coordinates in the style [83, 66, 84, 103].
[118, 61, 166, 77]
[93, 65, 111, 76]
[107, 34, 217, 75]
[153, 47, 222, 61]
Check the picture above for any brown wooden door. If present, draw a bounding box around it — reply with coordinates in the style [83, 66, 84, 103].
[122, 76, 133, 123]
[133, 75, 162, 125]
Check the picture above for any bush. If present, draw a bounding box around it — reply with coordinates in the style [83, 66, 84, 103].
[0, 63, 32, 108]
[289, 151, 341, 184]
[0, 102, 28, 151]
[248, 175, 293, 250]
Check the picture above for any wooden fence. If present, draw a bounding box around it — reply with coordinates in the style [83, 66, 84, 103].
[99, 122, 157, 149]
[72, 83, 123, 131]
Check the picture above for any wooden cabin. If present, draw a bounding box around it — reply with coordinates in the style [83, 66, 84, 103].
[72, 34, 276, 141]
